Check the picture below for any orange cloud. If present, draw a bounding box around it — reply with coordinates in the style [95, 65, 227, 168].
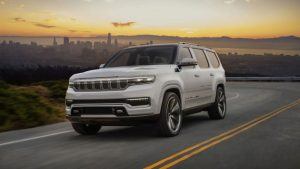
[14, 17, 26, 22]
[32, 22, 56, 28]
[13, 17, 56, 28]
[111, 21, 135, 27]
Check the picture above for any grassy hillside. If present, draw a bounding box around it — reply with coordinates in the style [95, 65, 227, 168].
[0, 81, 68, 132]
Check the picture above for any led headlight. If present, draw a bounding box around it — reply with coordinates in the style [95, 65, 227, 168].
[127, 75, 156, 86]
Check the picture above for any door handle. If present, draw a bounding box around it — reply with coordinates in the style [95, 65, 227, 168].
[194, 74, 200, 78]
[210, 73, 214, 77]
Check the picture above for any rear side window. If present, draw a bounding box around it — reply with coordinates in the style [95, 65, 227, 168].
[177, 47, 192, 62]
[192, 48, 209, 68]
[206, 51, 220, 68]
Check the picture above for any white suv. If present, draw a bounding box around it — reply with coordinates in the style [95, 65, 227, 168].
[66, 43, 226, 137]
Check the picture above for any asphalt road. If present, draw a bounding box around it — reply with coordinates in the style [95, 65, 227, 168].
[0, 82, 299, 169]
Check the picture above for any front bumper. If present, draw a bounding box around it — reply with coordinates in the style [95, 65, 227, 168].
[66, 99, 153, 117]
[65, 100, 158, 125]
[66, 114, 159, 126]
[65, 83, 162, 122]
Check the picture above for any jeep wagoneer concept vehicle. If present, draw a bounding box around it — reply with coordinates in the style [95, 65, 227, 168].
[66, 43, 226, 136]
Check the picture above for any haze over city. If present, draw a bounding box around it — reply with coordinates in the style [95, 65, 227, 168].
[0, 0, 300, 38]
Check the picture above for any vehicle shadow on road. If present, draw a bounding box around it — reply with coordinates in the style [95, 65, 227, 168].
[67, 125, 159, 142]
[182, 113, 211, 129]
[68, 112, 211, 141]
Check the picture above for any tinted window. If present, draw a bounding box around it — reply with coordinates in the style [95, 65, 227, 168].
[177, 47, 192, 62]
[106, 46, 177, 67]
[192, 48, 209, 68]
[206, 51, 220, 68]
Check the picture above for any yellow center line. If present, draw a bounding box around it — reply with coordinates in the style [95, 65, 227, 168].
[144, 99, 300, 169]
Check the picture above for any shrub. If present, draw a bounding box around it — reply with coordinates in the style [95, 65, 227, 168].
[0, 81, 65, 132]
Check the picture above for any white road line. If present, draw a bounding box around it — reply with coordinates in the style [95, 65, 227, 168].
[0, 130, 73, 147]
[227, 92, 240, 101]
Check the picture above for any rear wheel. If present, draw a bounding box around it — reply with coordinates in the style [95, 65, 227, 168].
[158, 92, 183, 137]
[208, 86, 226, 120]
[72, 123, 101, 135]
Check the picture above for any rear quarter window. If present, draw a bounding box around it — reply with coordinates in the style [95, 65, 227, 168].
[206, 51, 220, 68]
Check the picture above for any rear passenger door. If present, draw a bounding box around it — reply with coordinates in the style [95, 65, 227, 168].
[191, 48, 213, 105]
[205, 50, 221, 103]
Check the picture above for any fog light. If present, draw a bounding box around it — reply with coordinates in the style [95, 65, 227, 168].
[71, 108, 82, 116]
[116, 109, 124, 114]
[113, 107, 127, 116]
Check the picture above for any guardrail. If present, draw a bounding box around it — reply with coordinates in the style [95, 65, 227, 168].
[226, 77, 300, 82]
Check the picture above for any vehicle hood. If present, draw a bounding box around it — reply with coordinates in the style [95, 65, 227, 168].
[70, 65, 174, 81]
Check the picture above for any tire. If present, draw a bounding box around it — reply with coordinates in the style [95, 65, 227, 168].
[208, 86, 226, 120]
[158, 92, 183, 137]
[72, 123, 101, 135]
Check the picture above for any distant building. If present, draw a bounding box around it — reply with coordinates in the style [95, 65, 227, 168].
[107, 33, 112, 46]
[30, 41, 37, 46]
[53, 37, 57, 46]
[86, 41, 93, 49]
[1, 40, 7, 45]
[63, 37, 70, 45]
[114, 39, 118, 47]
[94, 41, 101, 49]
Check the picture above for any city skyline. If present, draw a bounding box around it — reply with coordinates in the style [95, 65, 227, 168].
[0, 0, 300, 38]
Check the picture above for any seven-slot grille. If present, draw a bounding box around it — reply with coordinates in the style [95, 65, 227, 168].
[73, 79, 128, 91]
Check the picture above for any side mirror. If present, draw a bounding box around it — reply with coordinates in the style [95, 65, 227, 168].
[177, 58, 197, 69]
[99, 64, 105, 69]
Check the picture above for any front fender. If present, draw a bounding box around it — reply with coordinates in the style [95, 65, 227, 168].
[155, 82, 184, 114]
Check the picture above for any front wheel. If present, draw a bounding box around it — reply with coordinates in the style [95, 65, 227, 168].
[158, 92, 183, 137]
[72, 123, 102, 135]
[208, 86, 226, 120]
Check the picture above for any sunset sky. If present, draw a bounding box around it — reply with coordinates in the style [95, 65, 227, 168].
[0, 0, 299, 38]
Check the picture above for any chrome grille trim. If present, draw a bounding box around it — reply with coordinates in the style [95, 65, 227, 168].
[73, 78, 128, 91]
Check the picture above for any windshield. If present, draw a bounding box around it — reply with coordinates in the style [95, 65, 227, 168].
[105, 45, 177, 68]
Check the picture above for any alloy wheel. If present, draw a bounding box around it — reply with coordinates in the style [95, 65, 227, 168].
[217, 89, 226, 116]
[166, 96, 182, 133]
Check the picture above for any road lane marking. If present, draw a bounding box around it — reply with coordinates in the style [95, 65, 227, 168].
[144, 92, 240, 168]
[144, 98, 300, 169]
[227, 92, 239, 101]
[0, 130, 73, 147]
[160, 101, 299, 169]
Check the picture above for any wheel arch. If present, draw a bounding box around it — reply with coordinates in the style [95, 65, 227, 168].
[158, 84, 183, 113]
[165, 88, 181, 102]
[212, 82, 226, 102]
[217, 83, 225, 90]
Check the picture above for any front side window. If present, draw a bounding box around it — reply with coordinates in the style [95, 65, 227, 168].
[192, 48, 209, 68]
[105, 46, 177, 67]
[206, 51, 220, 68]
[177, 47, 192, 62]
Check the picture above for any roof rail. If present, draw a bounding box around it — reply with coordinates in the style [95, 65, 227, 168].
[178, 42, 212, 50]
[179, 42, 200, 46]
